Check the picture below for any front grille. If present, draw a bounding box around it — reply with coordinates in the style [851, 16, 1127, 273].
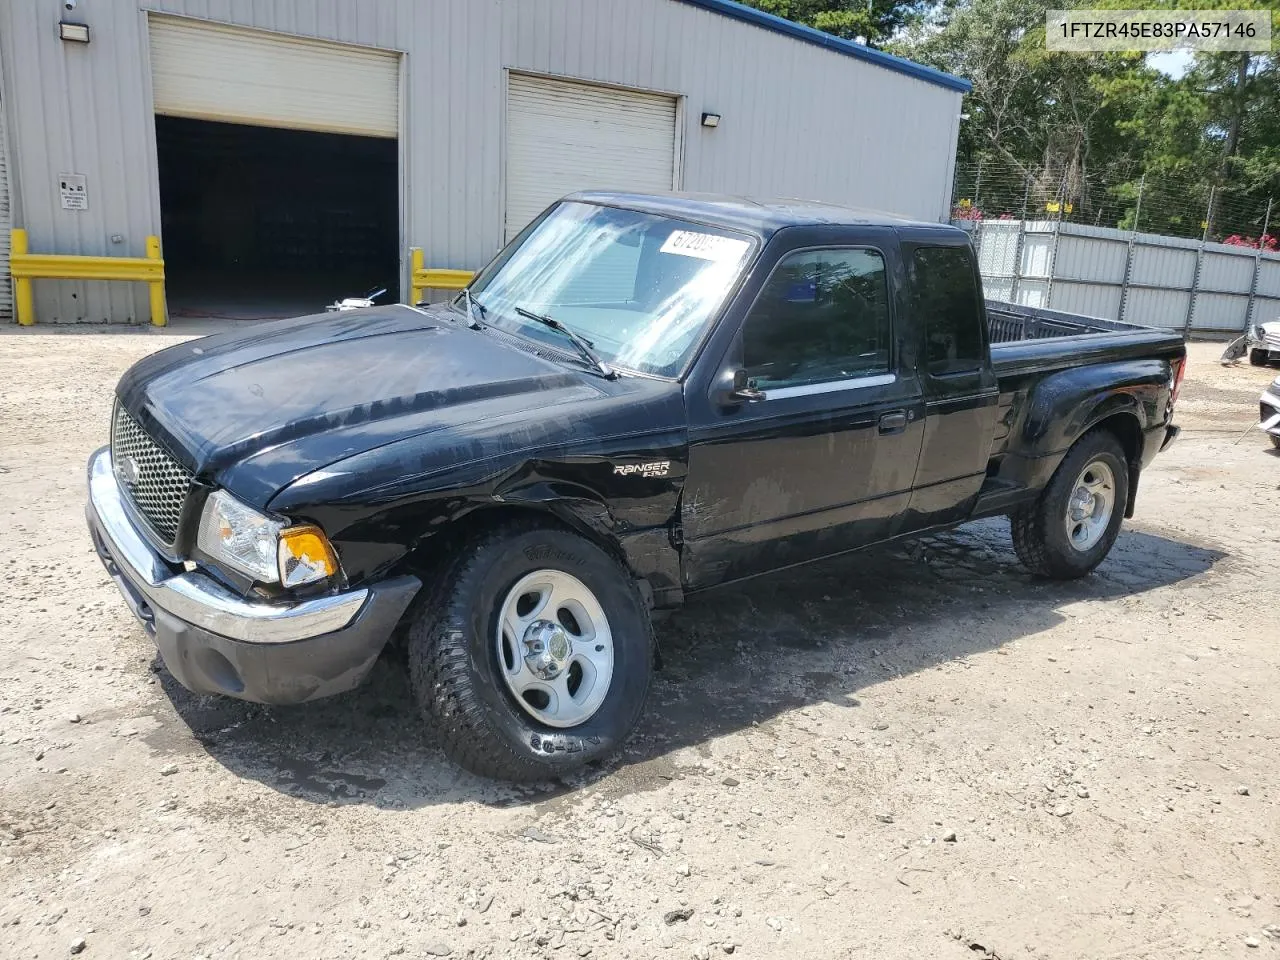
[110, 405, 193, 544]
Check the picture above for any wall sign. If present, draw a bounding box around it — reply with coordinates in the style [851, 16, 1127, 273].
[59, 173, 88, 210]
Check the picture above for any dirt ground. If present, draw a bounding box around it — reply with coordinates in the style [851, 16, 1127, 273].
[1, 330, 1278, 960]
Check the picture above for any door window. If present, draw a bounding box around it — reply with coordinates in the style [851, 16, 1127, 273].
[911, 246, 985, 376]
[742, 248, 891, 391]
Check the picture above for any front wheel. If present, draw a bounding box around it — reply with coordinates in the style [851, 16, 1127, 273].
[1250, 348, 1271, 367]
[407, 523, 653, 782]
[1010, 430, 1130, 579]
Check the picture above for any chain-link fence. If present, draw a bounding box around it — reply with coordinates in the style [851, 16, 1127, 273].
[951, 158, 1276, 250]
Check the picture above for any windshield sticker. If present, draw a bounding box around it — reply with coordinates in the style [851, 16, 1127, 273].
[660, 230, 749, 263]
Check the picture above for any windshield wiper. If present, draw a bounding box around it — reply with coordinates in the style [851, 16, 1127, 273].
[514, 307, 617, 379]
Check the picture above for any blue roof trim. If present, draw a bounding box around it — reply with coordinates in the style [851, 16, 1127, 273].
[677, 0, 973, 94]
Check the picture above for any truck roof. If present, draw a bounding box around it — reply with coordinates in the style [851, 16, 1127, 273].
[567, 190, 962, 240]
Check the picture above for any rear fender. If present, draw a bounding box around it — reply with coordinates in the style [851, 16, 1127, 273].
[1016, 358, 1171, 461]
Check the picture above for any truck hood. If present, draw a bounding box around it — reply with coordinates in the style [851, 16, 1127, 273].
[117, 305, 603, 507]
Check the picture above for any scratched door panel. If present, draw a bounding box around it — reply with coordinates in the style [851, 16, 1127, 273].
[682, 381, 924, 589]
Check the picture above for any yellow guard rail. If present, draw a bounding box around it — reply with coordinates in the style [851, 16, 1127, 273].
[10, 228, 167, 326]
[409, 247, 473, 304]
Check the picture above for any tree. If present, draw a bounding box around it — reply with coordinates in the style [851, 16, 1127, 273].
[738, 0, 930, 46]
[895, 0, 1279, 239]
[1094, 0, 1280, 238]
[895, 0, 1154, 221]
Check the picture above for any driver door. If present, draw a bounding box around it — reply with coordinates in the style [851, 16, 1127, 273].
[682, 242, 925, 588]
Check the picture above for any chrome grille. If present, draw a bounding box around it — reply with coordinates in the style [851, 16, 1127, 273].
[110, 405, 193, 544]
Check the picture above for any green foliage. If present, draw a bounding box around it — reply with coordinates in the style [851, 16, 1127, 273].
[900, 0, 1280, 237]
[738, 0, 930, 44]
[752, 0, 1280, 239]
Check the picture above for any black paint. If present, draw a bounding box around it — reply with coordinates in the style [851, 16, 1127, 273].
[112, 193, 1186, 609]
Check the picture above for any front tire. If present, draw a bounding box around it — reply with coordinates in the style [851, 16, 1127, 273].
[1250, 348, 1270, 366]
[408, 522, 653, 782]
[1010, 430, 1129, 579]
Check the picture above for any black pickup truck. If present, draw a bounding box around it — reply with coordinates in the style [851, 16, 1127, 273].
[87, 192, 1185, 781]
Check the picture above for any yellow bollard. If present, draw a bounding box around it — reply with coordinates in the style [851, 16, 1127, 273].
[12, 229, 35, 326]
[409, 247, 425, 305]
[146, 235, 166, 326]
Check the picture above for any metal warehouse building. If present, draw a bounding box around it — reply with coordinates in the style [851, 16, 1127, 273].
[0, 0, 969, 324]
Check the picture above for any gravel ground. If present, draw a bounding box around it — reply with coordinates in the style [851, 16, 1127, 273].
[1, 331, 1277, 960]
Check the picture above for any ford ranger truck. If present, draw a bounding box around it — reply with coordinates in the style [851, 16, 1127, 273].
[87, 192, 1185, 781]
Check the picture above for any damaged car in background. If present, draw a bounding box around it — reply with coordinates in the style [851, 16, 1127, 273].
[86, 192, 1185, 782]
[1223, 317, 1280, 366]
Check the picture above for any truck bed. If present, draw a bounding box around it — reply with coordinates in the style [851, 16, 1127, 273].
[986, 301, 1185, 379]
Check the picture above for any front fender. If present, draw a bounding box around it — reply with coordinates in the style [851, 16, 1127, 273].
[277, 443, 687, 606]
[492, 461, 686, 607]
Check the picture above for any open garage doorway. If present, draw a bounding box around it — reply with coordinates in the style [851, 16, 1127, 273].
[147, 15, 402, 321]
[156, 117, 398, 320]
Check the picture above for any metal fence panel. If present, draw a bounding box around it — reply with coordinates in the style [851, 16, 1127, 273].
[1015, 278, 1049, 307]
[1123, 287, 1190, 330]
[1021, 232, 1054, 278]
[1257, 260, 1280, 298]
[1055, 234, 1127, 284]
[1049, 280, 1123, 319]
[985, 277, 1015, 302]
[1252, 296, 1280, 326]
[965, 218, 1280, 336]
[974, 221, 1020, 278]
[1129, 245, 1197, 288]
[1199, 252, 1256, 294]
[1191, 293, 1251, 332]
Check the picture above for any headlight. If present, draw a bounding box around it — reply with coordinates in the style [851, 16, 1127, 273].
[1256, 326, 1266, 339]
[197, 491, 338, 587]
[198, 491, 285, 581]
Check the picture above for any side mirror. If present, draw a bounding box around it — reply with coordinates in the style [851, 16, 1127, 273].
[721, 369, 764, 406]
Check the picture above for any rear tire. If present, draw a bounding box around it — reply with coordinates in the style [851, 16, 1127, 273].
[407, 522, 653, 782]
[1250, 348, 1270, 366]
[1010, 430, 1129, 580]
[1271, 435, 1280, 450]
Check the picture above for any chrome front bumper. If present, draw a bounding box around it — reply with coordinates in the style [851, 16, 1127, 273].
[87, 447, 368, 644]
[87, 447, 420, 704]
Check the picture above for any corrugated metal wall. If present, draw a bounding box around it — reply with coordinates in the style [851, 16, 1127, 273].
[0, 76, 12, 320]
[968, 219, 1280, 335]
[0, 0, 962, 323]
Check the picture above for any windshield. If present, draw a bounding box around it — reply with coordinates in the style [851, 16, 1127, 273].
[465, 201, 755, 377]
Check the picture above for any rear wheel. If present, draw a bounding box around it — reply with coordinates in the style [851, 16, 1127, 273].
[1011, 430, 1129, 579]
[1271, 434, 1280, 450]
[1250, 348, 1270, 366]
[407, 522, 653, 782]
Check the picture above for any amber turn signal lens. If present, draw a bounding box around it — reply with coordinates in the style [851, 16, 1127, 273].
[277, 526, 338, 588]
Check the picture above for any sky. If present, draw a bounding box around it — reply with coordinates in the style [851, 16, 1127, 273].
[1147, 48, 1195, 79]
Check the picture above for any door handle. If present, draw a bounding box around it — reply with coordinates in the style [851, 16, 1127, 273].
[878, 411, 909, 434]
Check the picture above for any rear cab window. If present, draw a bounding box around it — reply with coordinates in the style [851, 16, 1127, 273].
[910, 245, 986, 376]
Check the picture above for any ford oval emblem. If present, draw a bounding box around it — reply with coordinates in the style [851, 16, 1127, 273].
[117, 456, 141, 484]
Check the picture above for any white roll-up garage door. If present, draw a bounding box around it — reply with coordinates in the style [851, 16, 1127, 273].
[505, 74, 678, 241]
[148, 16, 399, 138]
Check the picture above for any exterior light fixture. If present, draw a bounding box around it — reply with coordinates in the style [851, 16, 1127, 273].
[58, 22, 91, 43]
[701, 112, 721, 128]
